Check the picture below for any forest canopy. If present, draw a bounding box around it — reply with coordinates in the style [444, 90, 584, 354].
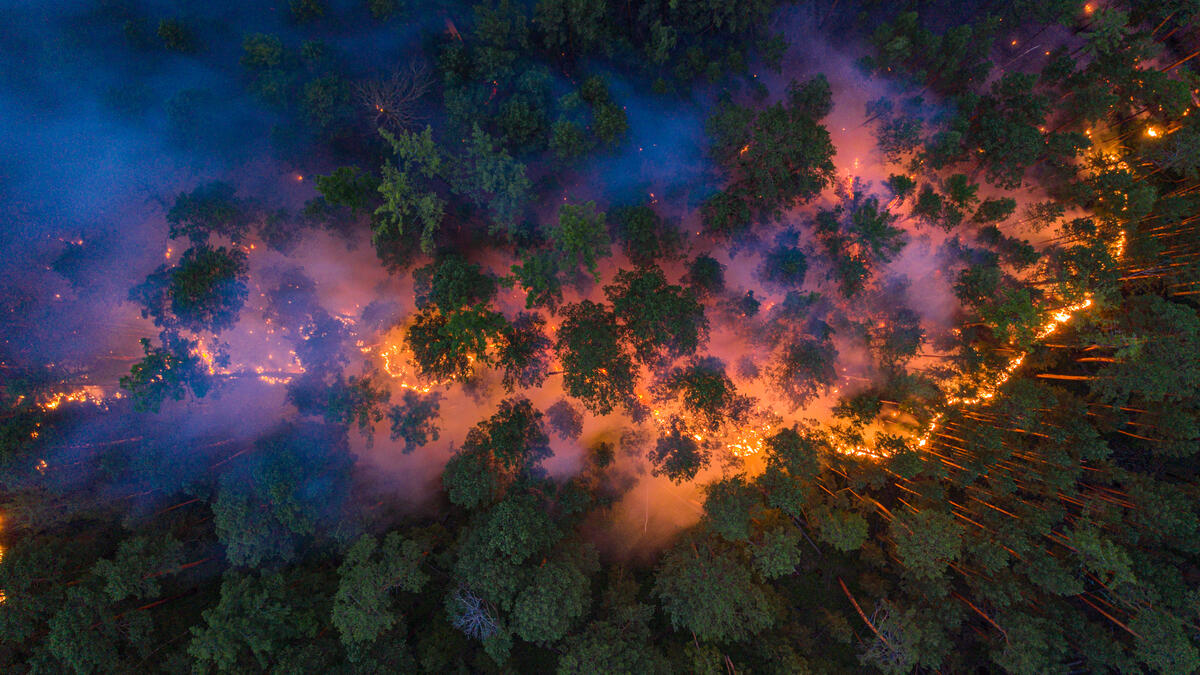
[4, 0, 1200, 672]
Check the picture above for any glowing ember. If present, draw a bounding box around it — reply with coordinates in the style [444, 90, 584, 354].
[38, 386, 112, 411]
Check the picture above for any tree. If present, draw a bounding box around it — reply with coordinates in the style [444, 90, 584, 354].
[546, 399, 583, 440]
[555, 301, 637, 415]
[452, 491, 562, 610]
[761, 239, 808, 288]
[610, 204, 682, 266]
[550, 119, 594, 160]
[443, 397, 551, 509]
[213, 424, 352, 567]
[876, 115, 923, 162]
[93, 535, 185, 602]
[891, 510, 964, 580]
[290, 0, 329, 22]
[495, 311, 552, 391]
[701, 189, 752, 238]
[814, 194, 905, 297]
[406, 306, 507, 381]
[119, 334, 211, 412]
[510, 249, 564, 311]
[656, 357, 752, 431]
[131, 245, 249, 333]
[814, 508, 868, 552]
[188, 570, 320, 671]
[684, 254, 726, 296]
[654, 533, 778, 642]
[648, 421, 710, 483]
[771, 338, 838, 409]
[550, 201, 611, 280]
[375, 126, 446, 254]
[332, 532, 429, 658]
[316, 373, 391, 437]
[157, 18, 199, 53]
[886, 174, 916, 199]
[871, 307, 924, 368]
[604, 266, 708, 364]
[455, 124, 531, 234]
[973, 197, 1016, 224]
[702, 475, 761, 541]
[166, 182, 249, 244]
[414, 255, 497, 311]
[533, 0, 606, 55]
[388, 390, 442, 453]
[713, 76, 837, 222]
[314, 166, 379, 213]
[510, 555, 593, 644]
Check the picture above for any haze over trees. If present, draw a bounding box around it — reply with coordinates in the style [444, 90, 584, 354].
[4, 0, 1200, 673]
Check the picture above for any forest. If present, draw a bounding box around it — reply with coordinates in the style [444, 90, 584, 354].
[2, 0, 1200, 672]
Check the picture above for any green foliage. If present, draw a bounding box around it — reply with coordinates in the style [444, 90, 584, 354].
[157, 19, 198, 53]
[550, 201, 611, 280]
[166, 182, 250, 244]
[188, 571, 320, 671]
[648, 423, 710, 483]
[605, 266, 707, 364]
[388, 390, 442, 452]
[685, 254, 726, 296]
[814, 509, 868, 552]
[973, 197, 1017, 223]
[455, 124, 531, 234]
[814, 193, 905, 297]
[555, 300, 638, 415]
[290, 0, 327, 23]
[119, 335, 211, 412]
[761, 241, 808, 288]
[92, 536, 185, 602]
[657, 357, 751, 431]
[495, 312, 553, 391]
[510, 555, 594, 643]
[315, 167, 380, 214]
[510, 249, 564, 311]
[212, 424, 352, 567]
[702, 475, 760, 541]
[414, 255, 497, 311]
[367, 0, 402, 20]
[302, 75, 351, 131]
[701, 189, 752, 237]
[549, 119, 593, 160]
[443, 397, 551, 509]
[709, 76, 837, 223]
[610, 204, 682, 266]
[407, 306, 507, 381]
[332, 533, 428, 656]
[375, 126, 446, 254]
[885, 174, 916, 199]
[771, 338, 837, 409]
[864, 12, 998, 94]
[891, 510, 964, 580]
[317, 373, 391, 437]
[654, 533, 778, 642]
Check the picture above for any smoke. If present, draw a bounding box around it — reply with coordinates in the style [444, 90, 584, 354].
[2, 1, 1057, 559]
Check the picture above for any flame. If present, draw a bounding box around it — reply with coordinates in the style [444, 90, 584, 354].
[37, 386, 111, 411]
[1146, 127, 1160, 138]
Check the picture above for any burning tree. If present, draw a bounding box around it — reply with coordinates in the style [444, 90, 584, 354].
[353, 62, 432, 131]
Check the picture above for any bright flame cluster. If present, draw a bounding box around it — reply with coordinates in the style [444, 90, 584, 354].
[37, 386, 113, 411]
